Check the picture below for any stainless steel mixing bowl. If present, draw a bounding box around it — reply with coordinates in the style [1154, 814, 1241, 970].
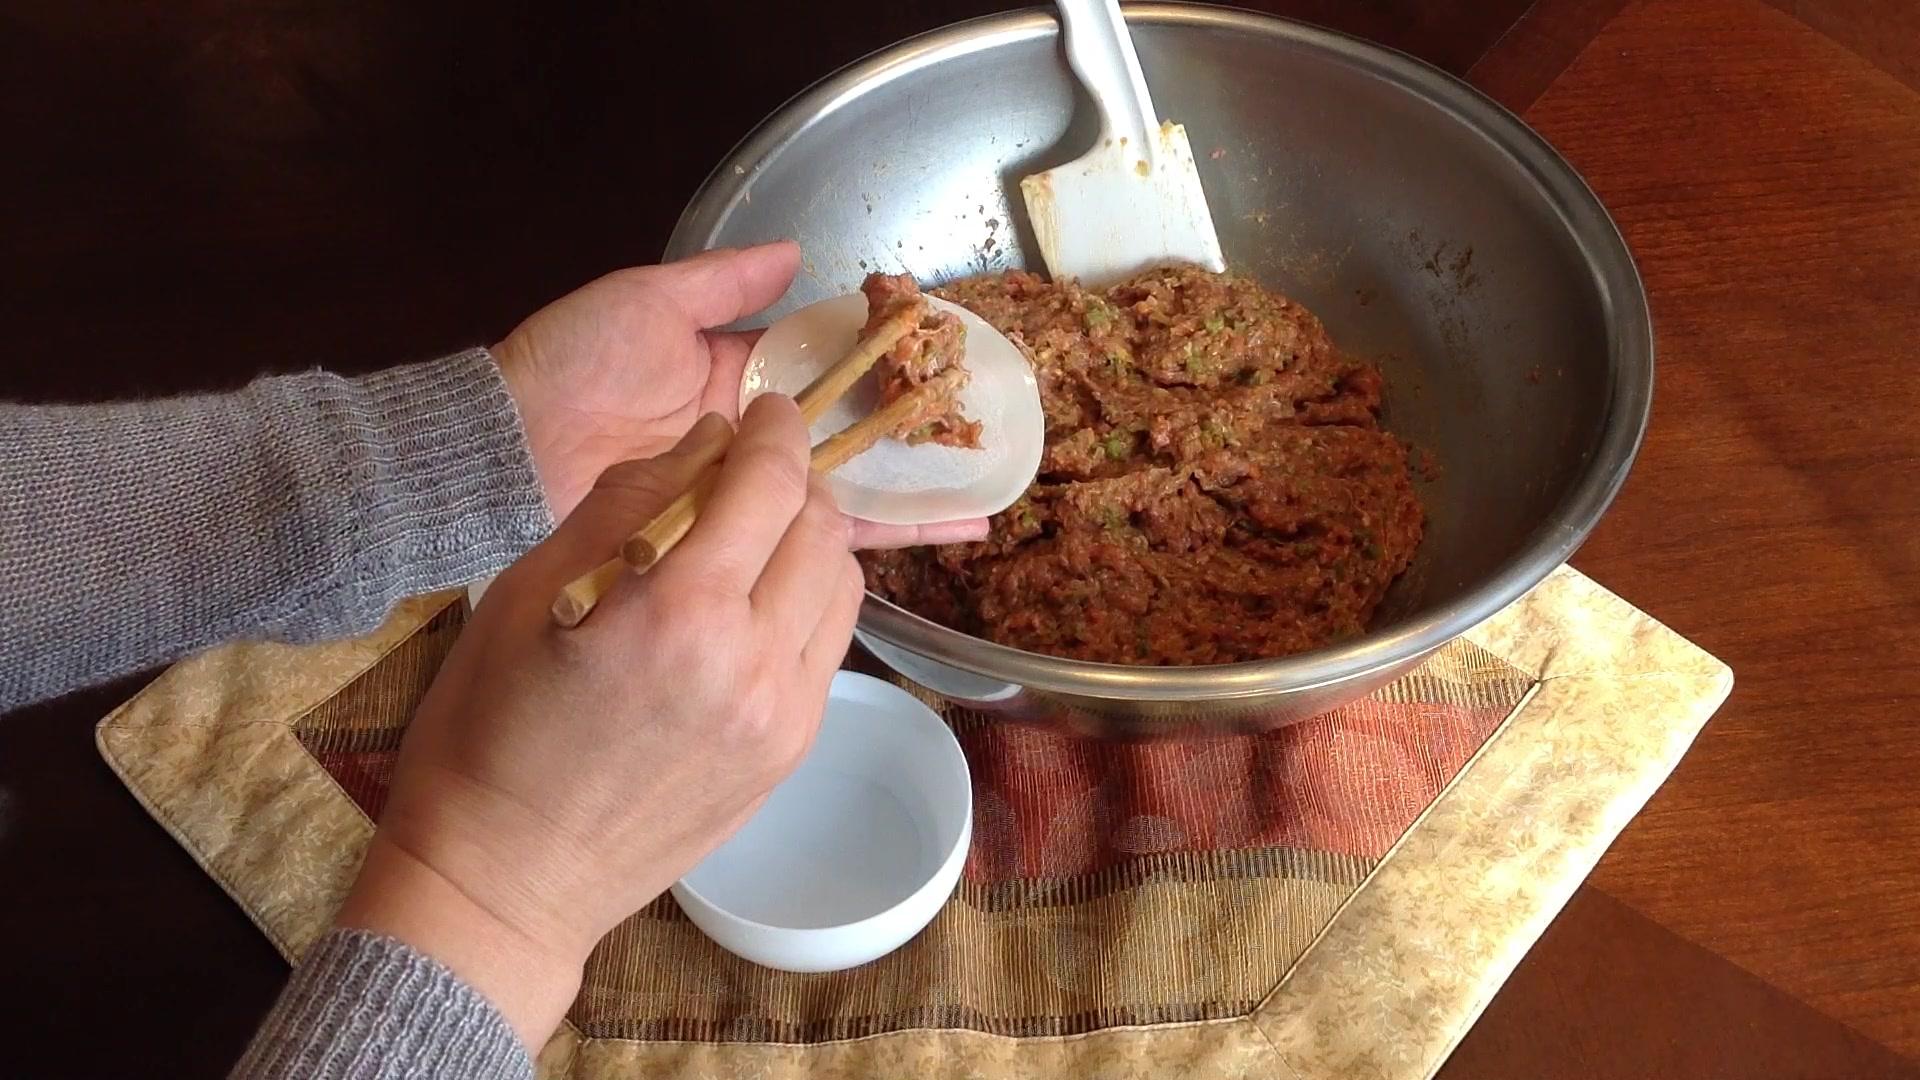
[666, 3, 1652, 737]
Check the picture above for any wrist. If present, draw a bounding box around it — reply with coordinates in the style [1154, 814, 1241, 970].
[336, 833, 588, 1049]
[490, 341, 566, 516]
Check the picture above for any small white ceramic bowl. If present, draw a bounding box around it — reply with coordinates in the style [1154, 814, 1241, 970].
[670, 671, 972, 973]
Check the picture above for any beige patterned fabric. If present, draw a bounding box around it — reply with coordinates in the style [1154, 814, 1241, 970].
[98, 566, 1730, 1080]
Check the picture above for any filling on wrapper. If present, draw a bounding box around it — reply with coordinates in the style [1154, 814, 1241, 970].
[861, 273, 982, 448]
[860, 266, 1427, 667]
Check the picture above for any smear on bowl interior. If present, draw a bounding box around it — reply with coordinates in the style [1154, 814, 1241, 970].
[860, 265, 1425, 666]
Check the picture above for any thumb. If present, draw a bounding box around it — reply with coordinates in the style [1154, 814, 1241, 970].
[639, 241, 801, 330]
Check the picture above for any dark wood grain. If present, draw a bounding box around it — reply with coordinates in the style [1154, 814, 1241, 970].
[1444, 889, 1920, 1080]
[1509, 0, 1920, 1059]
[1465, 0, 1633, 112]
[1766, 0, 1920, 91]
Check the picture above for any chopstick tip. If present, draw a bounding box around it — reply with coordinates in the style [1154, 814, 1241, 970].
[621, 536, 664, 572]
[550, 594, 590, 628]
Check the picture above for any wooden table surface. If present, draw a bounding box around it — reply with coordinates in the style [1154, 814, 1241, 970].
[2, 1, 1916, 1076]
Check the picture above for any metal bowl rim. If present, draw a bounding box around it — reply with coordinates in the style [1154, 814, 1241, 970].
[668, 2, 1654, 704]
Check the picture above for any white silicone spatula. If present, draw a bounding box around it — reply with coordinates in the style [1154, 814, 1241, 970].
[1020, 0, 1226, 288]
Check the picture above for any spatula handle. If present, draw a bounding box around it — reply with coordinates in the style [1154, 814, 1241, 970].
[1055, 0, 1158, 152]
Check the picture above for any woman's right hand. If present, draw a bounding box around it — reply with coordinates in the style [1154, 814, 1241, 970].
[334, 393, 864, 1048]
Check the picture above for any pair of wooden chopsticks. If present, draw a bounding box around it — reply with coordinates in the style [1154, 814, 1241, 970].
[550, 307, 945, 627]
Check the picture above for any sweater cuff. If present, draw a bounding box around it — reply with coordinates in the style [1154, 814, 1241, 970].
[264, 347, 554, 639]
[231, 928, 535, 1080]
[346, 346, 554, 588]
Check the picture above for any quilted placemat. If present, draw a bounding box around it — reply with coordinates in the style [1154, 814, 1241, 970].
[98, 565, 1730, 1079]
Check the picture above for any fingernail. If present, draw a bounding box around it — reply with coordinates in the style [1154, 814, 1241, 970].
[676, 411, 732, 451]
[922, 518, 991, 545]
[746, 392, 800, 418]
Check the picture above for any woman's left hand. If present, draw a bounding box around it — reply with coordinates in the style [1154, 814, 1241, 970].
[494, 241, 986, 548]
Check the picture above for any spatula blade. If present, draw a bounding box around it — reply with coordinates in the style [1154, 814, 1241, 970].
[1021, 120, 1224, 289]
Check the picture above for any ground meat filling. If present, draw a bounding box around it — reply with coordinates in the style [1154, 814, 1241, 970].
[859, 266, 1425, 666]
[860, 273, 981, 448]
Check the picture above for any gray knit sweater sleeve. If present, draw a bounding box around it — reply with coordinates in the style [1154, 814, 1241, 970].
[0, 349, 550, 1076]
[231, 929, 535, 1080]
[0, 348, 553, 711]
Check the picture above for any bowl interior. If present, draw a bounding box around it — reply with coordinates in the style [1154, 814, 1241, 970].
[679, 672, 971, 930]
[671, 6, 1644, 672]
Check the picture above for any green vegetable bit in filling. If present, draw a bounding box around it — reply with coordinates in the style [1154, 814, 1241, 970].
[1183, 342, 1209, 377]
